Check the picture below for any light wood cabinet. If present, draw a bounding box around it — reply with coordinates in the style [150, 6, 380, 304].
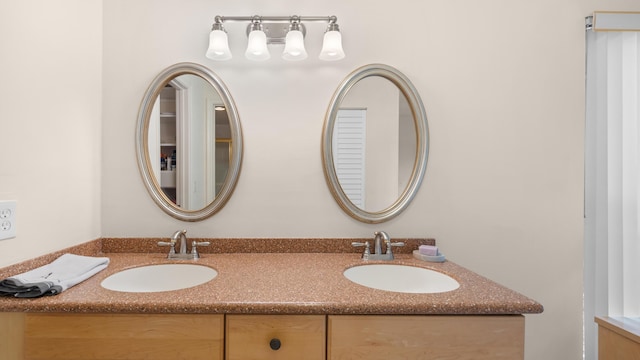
[226, 315, 325, 360]
[1, 313, 224, 360]
[0, 313, 24, 360]
[597, 316, 640, 360]
[0, 313, 525, 360]
[328, 315, 524, 360]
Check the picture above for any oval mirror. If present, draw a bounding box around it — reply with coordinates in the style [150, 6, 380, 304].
[322, 64, 428, 223]
[136, 62, 243, 221]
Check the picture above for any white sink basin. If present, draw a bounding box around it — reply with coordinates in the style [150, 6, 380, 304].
[101, 264, 217, 293]
[343, 264, 460, 294]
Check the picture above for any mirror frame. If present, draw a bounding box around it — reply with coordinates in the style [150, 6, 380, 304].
[135, 62, 243, 221]
[322, 64, 429, 223]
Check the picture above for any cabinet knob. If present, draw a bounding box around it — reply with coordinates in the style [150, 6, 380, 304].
[269, 338, 281, 350]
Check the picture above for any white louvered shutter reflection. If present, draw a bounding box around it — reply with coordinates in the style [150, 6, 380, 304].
[333, 109, 366, 208]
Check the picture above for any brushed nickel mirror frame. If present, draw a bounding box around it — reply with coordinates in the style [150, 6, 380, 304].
[135, 62, 243, 221]
[322, 63, 428, 223]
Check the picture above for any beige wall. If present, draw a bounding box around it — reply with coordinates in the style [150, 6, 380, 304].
[0, 1, 102, 266]
[99, 2, 636, 359]
[3, 0, 640, 359]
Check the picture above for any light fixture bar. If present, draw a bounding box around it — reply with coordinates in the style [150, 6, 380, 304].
[246, 22, 306, 45]
[216, 15, 337, 23]
[206, 15, 344, 62]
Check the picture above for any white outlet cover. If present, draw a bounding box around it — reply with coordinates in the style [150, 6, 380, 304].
[1, 220, 10, 231]
[0, 208, 11, 219]
[0, 200, 16, 240]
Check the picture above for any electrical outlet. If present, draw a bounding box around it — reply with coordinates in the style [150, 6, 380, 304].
[0, 201, 16, 240]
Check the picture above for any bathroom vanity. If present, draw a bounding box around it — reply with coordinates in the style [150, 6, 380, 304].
[0, 238, 542, 360]
[4, 313, 524, 360]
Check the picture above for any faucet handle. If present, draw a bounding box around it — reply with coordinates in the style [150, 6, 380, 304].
[386, 241, 405, 255]
[351, 241, 371, 260]
[191, 240, 211, 259]
[157, 241, 176, 255]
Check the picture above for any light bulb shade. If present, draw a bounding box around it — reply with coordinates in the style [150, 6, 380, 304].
[319, 30, 345, 61]
[245, 30, 270, 61]
[206, 30, 232, 60]
[282, 30, 308, 61]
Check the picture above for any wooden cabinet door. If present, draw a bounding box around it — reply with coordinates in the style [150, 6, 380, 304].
[0, 313, 24, 360]
[23, 313, 224, 360]
[226, 314, 325, 360]
[597, 317, 640, 360]
[328, 315, 524, 360]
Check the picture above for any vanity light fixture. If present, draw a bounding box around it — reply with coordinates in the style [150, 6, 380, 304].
[319, 21, 345, 61]
[205, 15, 345, 62]
[205, 20, 232, 60]
[245, 17, 270, 61]
[282, 17, 308, 61]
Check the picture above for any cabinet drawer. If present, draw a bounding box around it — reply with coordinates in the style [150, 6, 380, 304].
[24, 313, 224, 360]
[328, 315, 524, 360]
[226, 314, 325, 360]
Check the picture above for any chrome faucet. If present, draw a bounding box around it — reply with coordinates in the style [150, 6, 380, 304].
[373, 231, 389, 255]
[352, 231, 405, 260]
[158, 230, 210, 259]
[173, 229, 188, 255]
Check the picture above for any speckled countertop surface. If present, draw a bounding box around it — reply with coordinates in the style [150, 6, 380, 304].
[0, 238, 543, 315]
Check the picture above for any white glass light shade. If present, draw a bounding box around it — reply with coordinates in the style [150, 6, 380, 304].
[206, 30, 232, 60]
[282, 30, 308, 61]
[245, 30, 270, 61]
[319, 31, 345, 61]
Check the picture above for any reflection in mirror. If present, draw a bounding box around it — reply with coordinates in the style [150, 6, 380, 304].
[322, 64, 428, 223]
[148, 75, 231, 210]
[136, 63, 242, 221]
[333, 77, 416, 212]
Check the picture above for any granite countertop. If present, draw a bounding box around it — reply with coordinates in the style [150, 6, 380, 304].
[0, 238, 543, 315]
